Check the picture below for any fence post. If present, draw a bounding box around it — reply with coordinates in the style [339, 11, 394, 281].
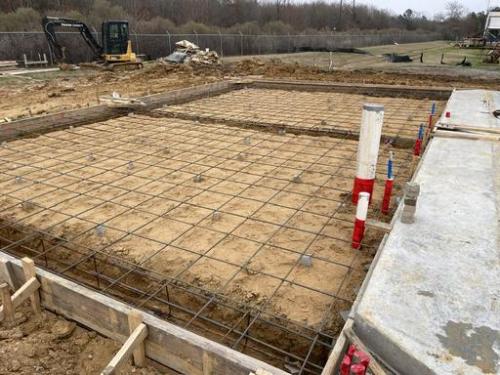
[194, 30, 199, 46]
[239, 31, 244, 56]
[166, 30, 172, 54]
[134, 31, 140, 55]
[218, 31, 224, 60]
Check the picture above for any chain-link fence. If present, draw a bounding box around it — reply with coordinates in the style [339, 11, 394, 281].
[0, 31, 441, 64]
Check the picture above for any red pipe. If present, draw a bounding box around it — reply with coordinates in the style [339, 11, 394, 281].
[340, 355, 352, 375]
[381, 179, 393, 215]
[352, 177, 374, 205]
[352, 192, 370, 249]
[414, 138, 422, 156]
[352, 218, 366, 250]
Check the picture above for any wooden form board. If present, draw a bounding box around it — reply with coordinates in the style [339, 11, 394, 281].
[247, 79, 453, 100]
[0, 251, 288, 375]
[141, 80, 235, 109]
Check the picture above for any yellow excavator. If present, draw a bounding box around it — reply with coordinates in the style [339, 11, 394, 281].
[42, 16, 143, 71]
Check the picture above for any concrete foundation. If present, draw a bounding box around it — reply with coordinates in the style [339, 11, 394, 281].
[354, 136, 500, 374]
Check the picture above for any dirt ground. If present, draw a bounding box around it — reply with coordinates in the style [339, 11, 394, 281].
[0, 64, 222, 120]
[0, 302, 168, 375]
[0, 40, 498, 121]
[0, 114, 413, 329]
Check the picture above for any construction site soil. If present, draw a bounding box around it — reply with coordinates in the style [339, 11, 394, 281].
[0, 302, 168, 374]
[0, 55, 454, 373]
[0, 58, 497, 121]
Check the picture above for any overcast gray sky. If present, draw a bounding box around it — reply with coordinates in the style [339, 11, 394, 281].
[352, 0, 495, 16]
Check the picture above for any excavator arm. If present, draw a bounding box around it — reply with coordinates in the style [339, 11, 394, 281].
[42, 16, 103, 63]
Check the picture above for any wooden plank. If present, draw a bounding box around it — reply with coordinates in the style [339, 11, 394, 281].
[435, 129, 500, 142]
[366, 220, 392, 234]
[141, 81, 235, 110]
[203, 350, 215, 375]
[0, 259, 16, 289]
[101, 323, 148, 375]
[0, 278, 41, 321]
[248, 79, 452, 100]
[0, 252, 289, 375]
[0, 283, 14, 324]
[11, 278, 40, 309]
[21, 258, 41, 316]
[128, 311, 146, 367]
[320, 320, 352, 375]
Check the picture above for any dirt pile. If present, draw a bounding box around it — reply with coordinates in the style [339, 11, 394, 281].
[0, 302, 166, 375]
[233, 58, 322, 77]
[0, 63, 220, 120]
[136, 60, 224, 79]
[229, 57, 500, 88]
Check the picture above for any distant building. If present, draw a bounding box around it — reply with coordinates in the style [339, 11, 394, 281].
[484, 11, 500, 41]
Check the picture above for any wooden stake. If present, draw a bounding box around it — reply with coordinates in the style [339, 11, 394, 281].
[128, 310, 146, 367]
[0, 278, 40, 322]
[0, 283, 14, 325]
[0, 259, 15, 289]
[21, 258, 41, 316]
[366, 219, 392, 234]
[101, 322, 148, 375]
[203, 351, 215, 375]
[320, 320, 353, 375]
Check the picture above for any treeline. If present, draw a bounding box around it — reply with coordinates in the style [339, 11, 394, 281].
[0, 0, 492, 39]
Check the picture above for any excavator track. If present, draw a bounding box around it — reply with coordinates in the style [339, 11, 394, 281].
[106, 62, 144, 72]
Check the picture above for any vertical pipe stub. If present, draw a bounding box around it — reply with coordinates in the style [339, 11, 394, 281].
[382, 153, 394, 215]
[352, 192, 370, 249]
[414, 124, 424, 156]
[352, 103, 385, 205]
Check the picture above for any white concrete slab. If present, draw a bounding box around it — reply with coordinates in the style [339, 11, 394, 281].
[437, 89, 500, 131]
[354, 137, 500, 375]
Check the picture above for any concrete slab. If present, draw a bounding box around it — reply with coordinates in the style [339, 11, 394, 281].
[354, 137, 500, 375]
[438, 89, 500, 131]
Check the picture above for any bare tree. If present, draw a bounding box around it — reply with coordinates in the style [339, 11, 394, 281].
[446, 1, 465, 20]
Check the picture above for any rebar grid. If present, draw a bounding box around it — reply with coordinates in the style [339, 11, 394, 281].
[0, 113, 415, 373]
[156, 88, 443, 140]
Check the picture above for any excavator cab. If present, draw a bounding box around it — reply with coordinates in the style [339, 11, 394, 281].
[101, 21, 137, 64]
[102, 21, 129, 54]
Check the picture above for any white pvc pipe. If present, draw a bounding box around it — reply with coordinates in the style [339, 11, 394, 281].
[352, 103, 384, 204]
[352, 192, 370, 249]
[355, 192, 370, 221]
[357, 103, 384, 179]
